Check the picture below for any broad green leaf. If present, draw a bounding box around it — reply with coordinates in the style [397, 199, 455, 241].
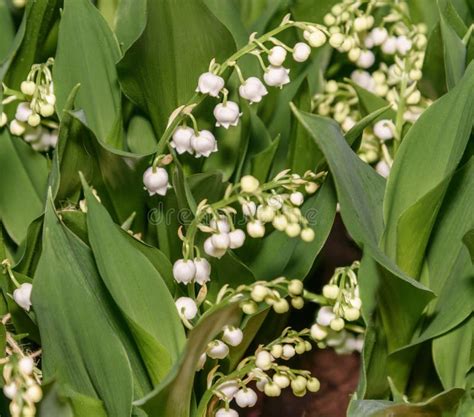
[0, 130, 48, 244]
[291, 0, 340, 24]
[127, 115, 158, 155]
[433, 317, 473, 389]
[13, 215, 43, 276]
[291, 108, 434, 353]
[32, 195, 134, 416]
[349, 388, 465, 417]
[117, 0, 235, 136]
[38, 383, 74, 417]
[440, 3, 467, 89]
[82, 178, 185, 383]
[54, 0, 123, 147]
[114, 0, 147, 52]
[0, 1, 14, 62]
[350, 82, 396, 119]
[50, 110, 147, 233]
[463, 230, 474, 261]
[136, 303, 241, 417]
[97, 0, 119, 29]
[384, 63, 474, 277]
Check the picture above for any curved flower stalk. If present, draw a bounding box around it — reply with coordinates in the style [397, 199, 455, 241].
[143, 14, 331, 194]
[312, 0, 431, 177]
[1, 58, 59, 152]
[175, 277, 336, 417]
[1, 315, 42, 417]
[310, 261, 365, 355]
[171, 170, 326, 286]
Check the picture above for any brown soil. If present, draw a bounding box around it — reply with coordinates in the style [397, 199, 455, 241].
[243, 215, 362, 417]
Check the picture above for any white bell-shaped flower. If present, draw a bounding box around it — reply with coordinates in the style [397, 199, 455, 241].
[228, 229, 245, 249]
[316, 306, 336, 327]
[211, 233, 230, 250]
[18, 357, 34, 376]
[222, 326, 243, 347]
[264, 66, 290, 88]
[196, 72, 225, 97]
[351, 70, 375, 92]
[282, 344, 295, 360]
[172, 259, 196, 284]
[204, 237, 226, 258]
[10, 120, 26, 136]
[216, 408, 239, 417]
[370, 27, 388, 45]
[396, 36, 412, 55]
[3, 383, 17, 400]
[235, 388, 258, 408]
[357, 50, 375, 69]
[241, 201, 257, 217]
[239, 77, 268, 104]
[171, 126, 194, 154]
[193, 258, 211, 285]
[376, 160, 390, 178]
[175, 297, 198, 320]
[143, 167, 169, 196]
[13, 283, 33, 311]
[292, 42, 311, 62]
[373, 119, 395, 140]
[214, 101, 241, 129]
[310, 323, 328, 341]
[15, 102, 33, 122]
[217, 380, 240, 400]
[210, 216, 231, 233]
[255, 350, 274, 370]
[20, 81, 36, 96]
[191, 130, 217, 158]
[268, 46, 287, 66]
[207, 340, 229, 359]
[381, 36, 397, 54]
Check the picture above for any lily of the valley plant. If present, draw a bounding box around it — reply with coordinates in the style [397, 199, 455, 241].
[0, 1, 472, 417]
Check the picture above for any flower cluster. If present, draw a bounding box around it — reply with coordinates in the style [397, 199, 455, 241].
[208, 325, 320, 417]
[1, 58, 58, 151]
[143, 15, 331, 195]
[312, 0, 431, 177]
[310, 261, 364, 354]
[2, 355, 42, 417]
[171, 170, 325, 286]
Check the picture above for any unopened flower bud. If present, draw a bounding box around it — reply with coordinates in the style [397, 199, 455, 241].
[370, 27, 388, 45]
[251, 284, 268, 302]
[311, 323, 328, 341]
[273, 298, 289, 314]
[282, 344, 295, 359]
[329, 33, 345, 48]
[307, 29, 327, 48]
[222, 326, 243, 347]
[291, 376, 307, 393]
[322, 284, 339, 299]
[242, 300, 258, 315]
[204, 237, 226, 258]
[27, 113, 41, 127]
[381, 36, 397, 54]
[357, 50, 375, 69]
[344, 307, 360, 321]
[228, 229, 246, 249]
[288, 279, 303, 295]
[3, 383, 17, 399]
[396, 35, 412, 55]
[272, 214, 288, 231]
[301, 228, 315, 242]
[25, 385, 42, 403]
[293, 42, 311, 62]
[307, 377, 321, 392]
[18, 356, 34, 375]
[317, 306, 336, 326]
[291, 296, 305, 310]
[39, 103, 55, 117]
[175, 297, 198, 320]
[20, 81, 36, 96]
[207, 340, 229, 359]
[270, 344, 283, 359]
[273, 373, 290, 388]
[255, 350, 274, 370]
[240, 175, 259, 193]
[373, 119, 395, 140]
[330, 317, 345, 331]
[0, 112, 7, 127]
[290, 191, 304, 206]
[264, 382, 281, 397]
[285, 223, 301, 238]
[257, 205, 275, 223]
[242, 200, 257, 217]
[268, 46, 287, 66]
